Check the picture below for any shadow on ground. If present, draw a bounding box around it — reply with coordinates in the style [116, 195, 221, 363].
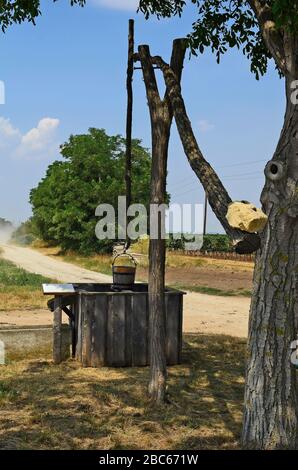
[0, 334, 246, 450]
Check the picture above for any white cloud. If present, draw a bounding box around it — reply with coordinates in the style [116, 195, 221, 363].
[91, 0, 139, 11]
[0, 116, 60, 160]
[18, 118, 60, 155]
[198, 119, 215, 133]
[0, 117, 20, 139]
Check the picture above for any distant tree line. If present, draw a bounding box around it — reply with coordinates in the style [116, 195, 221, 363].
[167, 233, 231, 252]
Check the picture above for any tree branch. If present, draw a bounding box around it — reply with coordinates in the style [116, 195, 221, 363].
[138, 45, 161, 110]
[166, 38, 187, 102]
[246, 0, 287, 74]
[151, 54, 261, 254]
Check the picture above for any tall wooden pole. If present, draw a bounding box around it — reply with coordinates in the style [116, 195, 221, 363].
[125, 19, 134, 248]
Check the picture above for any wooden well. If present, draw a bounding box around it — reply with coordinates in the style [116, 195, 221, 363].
[72, 283, 184, 367]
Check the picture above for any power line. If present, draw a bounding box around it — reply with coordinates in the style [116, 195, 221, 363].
[223, 170, 263, 180]
[173, 176, 265, 198]
[217, 158, 267, 169]
[170, 159, 267, 191]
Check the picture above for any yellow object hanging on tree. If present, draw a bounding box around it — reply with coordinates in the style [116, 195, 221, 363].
[227, 201, 268, 233]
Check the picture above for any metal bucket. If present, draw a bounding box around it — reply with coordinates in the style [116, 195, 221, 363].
[112, 253, 137, 289]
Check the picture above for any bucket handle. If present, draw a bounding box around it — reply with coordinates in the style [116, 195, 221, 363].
[112, 252, 137, 267]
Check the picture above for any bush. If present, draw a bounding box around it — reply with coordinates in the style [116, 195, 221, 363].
[201, 234, 231, 252]
[11, 219, 38, 246]
[166, 233, 232, 252]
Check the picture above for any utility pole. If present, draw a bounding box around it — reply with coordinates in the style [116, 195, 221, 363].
[203, 192, 208, 236]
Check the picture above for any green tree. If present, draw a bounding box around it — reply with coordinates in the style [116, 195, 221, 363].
[30, 128, 152, 254]
[0, 1, 85, 31]
[139, 0, 298, 449]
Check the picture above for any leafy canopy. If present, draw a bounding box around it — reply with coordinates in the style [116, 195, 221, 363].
[138, 0, 298, 79]
[30, 128, 152, 254]
[0, 0, 85, 31]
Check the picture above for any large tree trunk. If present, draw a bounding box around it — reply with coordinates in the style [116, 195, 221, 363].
[242, 76, 298, 449]
[155, 44, 298, 446]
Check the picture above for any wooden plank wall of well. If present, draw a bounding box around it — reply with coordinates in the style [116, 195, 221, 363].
[76, 291, 183, 368]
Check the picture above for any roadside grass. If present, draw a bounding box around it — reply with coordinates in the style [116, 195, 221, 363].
[0, 333, 245, 450]
[62, 252, 112, 276]
[31, 244, 207, 271]
[0, 255, 54, 310]
[30, 243, 253, 297]
[173, 285, 252, 297]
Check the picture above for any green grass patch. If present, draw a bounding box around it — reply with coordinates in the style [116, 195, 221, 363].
[0, 255, 55, 310]
[0, 258, 52, 287]
[62, 253, 112, 276]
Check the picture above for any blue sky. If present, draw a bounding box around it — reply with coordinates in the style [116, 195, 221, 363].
[0, 0, 285, 233]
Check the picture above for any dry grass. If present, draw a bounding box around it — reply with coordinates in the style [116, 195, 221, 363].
[0, 286, 48, 311]
[0, 254, 54, 311]
[0, 334, 246, 450]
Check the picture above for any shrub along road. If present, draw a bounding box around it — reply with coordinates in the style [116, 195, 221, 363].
[0, 244, 250, 337]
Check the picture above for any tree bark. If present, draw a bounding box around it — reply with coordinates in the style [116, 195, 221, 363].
[138, 41, 186, 403]
[242, 75, 298, 449]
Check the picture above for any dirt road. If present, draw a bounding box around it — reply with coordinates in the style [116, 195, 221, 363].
[0, 244, 250, 337]
[0, 244, 110, 283]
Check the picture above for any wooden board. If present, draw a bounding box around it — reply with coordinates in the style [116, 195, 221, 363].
[42, 284, 75, 295]
[131, 293, 148, 366]
[109, 295, 126, 366]
[91, 296, 108, 367]
[81, 295, 93, 367]
[166, 293, 182, 365]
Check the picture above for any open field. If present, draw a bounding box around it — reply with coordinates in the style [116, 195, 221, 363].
[0, 334, 245, 450]
[34, 244, 254, 297]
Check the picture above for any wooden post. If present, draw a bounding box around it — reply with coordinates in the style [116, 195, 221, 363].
[125, 19, 134, 248]
[53, 296, 62, 364]
[137, 40, 187, 403]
